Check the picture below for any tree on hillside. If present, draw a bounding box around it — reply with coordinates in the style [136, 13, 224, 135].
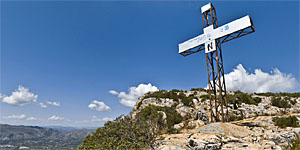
[78, 113, 163, 150]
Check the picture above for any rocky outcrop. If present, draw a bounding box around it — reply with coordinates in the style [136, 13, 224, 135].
[131, 90, 300, 150]
[194, 107, 209, 124]
[155, 115, 300, 150]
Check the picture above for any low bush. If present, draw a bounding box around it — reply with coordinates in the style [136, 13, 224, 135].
[272, 116, 299, 128]
[227, 92, 261, 105]
[228, 111, 243, 122]
[141, 90, 196, 107]
[290, 99, 297, 105]
[255, 92, 300, 98]
[79, 115, 159, 150]
[289, 134, 300, 150]
[200, 94, 210, 102]
[190, 88, 207, 92]
[136, 105, 183, 133]
[178, 93, 194, 107]
[271, 97, 291, 108]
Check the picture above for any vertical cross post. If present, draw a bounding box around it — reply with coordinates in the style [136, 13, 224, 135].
[201, 4, 228, 122]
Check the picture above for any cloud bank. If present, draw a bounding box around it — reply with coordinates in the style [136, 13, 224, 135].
[4, 114, 37, 121]
[40, 101, 61, 108]
[26, 117, 37, 121]
[47, 101, 60, 107]
[223, 64, 298, 93]
[39, 102, 47, 108]
[5, 114, 26, 119]
[48, 115, 64, 120]
[110, 83, 159, 107]
[1, 85, 38, 106]
[91, 116, 114, 122]
[88, 100, 111, 112]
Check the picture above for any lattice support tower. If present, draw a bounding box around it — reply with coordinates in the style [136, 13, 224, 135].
[178, 3, 255, 122]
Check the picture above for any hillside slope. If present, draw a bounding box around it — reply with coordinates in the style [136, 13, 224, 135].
[0, 124, 95, 150]
[79, 89, 300, 150]
[132, 89, 300, 150]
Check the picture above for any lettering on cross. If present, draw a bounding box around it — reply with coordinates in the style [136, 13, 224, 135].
[205, 40, 216, 53]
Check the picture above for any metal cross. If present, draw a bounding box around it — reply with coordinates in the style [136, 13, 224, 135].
[178, 3, 255, 122]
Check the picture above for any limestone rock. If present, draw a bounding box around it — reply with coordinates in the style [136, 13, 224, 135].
[187, 120, 205, 129]
[177, 106, 192, 119]
[194, 107, 209, 124]
[174, 123, 184, 130]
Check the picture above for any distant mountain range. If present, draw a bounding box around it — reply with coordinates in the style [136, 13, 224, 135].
[42, 126, 98, 132]
[0, 124, 96, 150]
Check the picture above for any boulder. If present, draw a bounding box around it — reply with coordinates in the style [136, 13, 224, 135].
[187, 120, 205, 129]
[177, 106, 192, 119]
[174, 123, 184, 130]
[157, 111, 167, 124]
[267, 132, 296, 144]
[194, 107, 209, 124]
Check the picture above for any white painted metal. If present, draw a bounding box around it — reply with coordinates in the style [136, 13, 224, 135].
[178, 33, 208, 54]
[205, 40, 216, 53]
[178, 15, 252, 54]
[201, 3, 212, 13]
[210, 15, 252, 40]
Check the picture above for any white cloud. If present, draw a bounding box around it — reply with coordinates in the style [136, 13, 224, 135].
[223, 64, 298, 93]
[39, 102, 47, 108]
[91, 116, 114, 122]
[91, 116, 102, 122]
[102, 117, 114, 121]
[26, 117, 37, 121]
[109, 90, 118, 95]
[88, 100, 111, 112]
[4, 114, 38, 121]
[48, 115, 64, 120]
[0, 93, 4, 99]
[1, 85, 38, 106]
[46, 101, 60, 106]
[5, 114, 26, 119]
[110, 83, 159, 107]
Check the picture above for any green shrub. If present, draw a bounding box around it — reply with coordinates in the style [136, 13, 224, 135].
[227, 92, 261, 105]
[271, 97, 291, 108]
[200, 94, 210, 102]
[283, 97, 298, 106]
[136, 105, 183, 133]
[143, 90, 172, 100]
[255, 92, 276, 97]
[167, 127, 180, 134]
[228, 111, 243, 122]
[255, 92, 300, 98]
[137, 100, 143, 110]
[290, 98, 297, 105]
[278, 92, 300, 98]
[178, 93, 194, 107]
[142, 90, 196, 107]
[289, 134, 300, 150]
[272, 116, 299, 128]
[79, 115, 159, 150]
[190, 88, 207, 92]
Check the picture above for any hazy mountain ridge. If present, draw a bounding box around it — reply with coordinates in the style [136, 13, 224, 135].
[0, 124, 95, 150]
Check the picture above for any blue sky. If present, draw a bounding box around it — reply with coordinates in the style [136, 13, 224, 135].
[1, 1, 299, 127]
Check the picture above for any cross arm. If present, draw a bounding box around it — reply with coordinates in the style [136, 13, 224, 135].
[179, 44, 205, 56]
[178, 15, 254, 56]
[219, 16, 255, 44]
[211, 15, 255, 44]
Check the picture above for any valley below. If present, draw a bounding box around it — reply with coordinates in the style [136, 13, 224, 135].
[0, 124, 95, 150]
